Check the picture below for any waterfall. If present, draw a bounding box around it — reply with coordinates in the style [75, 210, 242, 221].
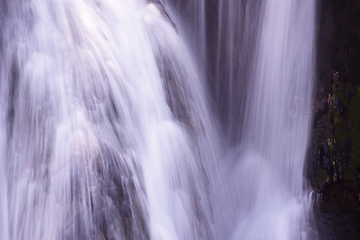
[211, 0, 262, 142]
[202, 0, 316, 239]
[0, 0, 316, 239]
[234, 0, 316, 238]
[0, 0, 217, 239]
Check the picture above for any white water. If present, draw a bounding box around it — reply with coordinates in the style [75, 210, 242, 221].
[0, 0, 315, 239]
[207, 0, 316, 239]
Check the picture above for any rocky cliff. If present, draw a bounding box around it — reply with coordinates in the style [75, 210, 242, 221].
[307, 0, 360, 209]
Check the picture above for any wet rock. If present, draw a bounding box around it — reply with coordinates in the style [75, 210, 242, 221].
[321, 99, 328, 110]
[309, 0, 360, 209]
[317, 146, 326, 169]
[334, 97, 344, 113]
[353, 168, 360, 190]
[323, 140, 330, 155]
[324, 157, 330, 172]
[338, 166, 344, 181]
[346, 88, 355, 101]
[330, 124, 334, 135]
[348, 153, 354, 168]
[319, 182, 327, 193]
[333, 138, 338, 152]
[120, 201, 132, 218]
[356, 162, 360, 171]
[343, 152, 354, 170]
[345, 120, 352, 132]
[154, 50, 194, 130]
[343, 136, 352, 153]
[147, 0, 178, 32]
[332, 161, 338, 181]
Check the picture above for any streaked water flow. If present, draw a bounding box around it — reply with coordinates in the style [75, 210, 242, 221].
[206, 0, 316, 239]
[0, 0, 315, 239]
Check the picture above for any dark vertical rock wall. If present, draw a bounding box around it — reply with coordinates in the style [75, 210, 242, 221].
[309, 0, 360, 208]
[317, 0, 360, 88]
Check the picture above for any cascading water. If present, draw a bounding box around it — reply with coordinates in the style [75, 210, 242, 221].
[211, 0, 262, 142]
[0, 0, 217, 239]
[201, 0, 316, 239]
[1, 0, 316, 239]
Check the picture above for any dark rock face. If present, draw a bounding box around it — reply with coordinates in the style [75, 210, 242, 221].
[313, 205, 360, 240]
[147, 0, 178, 31]
[307, 0, 360, 209]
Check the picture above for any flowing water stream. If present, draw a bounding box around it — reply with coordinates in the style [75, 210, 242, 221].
[208, 0, 316, 239]
[0, 0, 316, 239]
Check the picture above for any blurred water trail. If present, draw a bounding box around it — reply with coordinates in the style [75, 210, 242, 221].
[0, 0, 218, 239]
[204, 0, 316, 239]
[0, 0, 316, 239]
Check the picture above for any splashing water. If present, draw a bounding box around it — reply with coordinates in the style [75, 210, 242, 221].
[0, 0, 217, 239]
[0, 0, 316, 239]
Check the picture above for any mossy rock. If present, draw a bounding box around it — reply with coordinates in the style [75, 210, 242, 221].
[310, 70, 360, 207]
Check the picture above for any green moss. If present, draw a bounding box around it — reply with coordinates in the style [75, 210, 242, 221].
[334, 112, 346, 142]
[321, 77, 360, 186]
[347, 88, 360, 186]
[316, 169, 330, 183]
[310, 70, 360, 206]
[332, 82, 360, 187]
